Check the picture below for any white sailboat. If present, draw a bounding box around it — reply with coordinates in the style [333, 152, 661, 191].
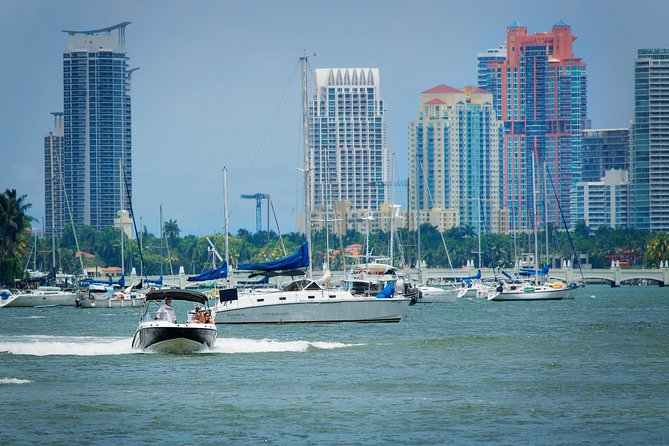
[487, 153, 577, 301]
[212, 56, 411, 323]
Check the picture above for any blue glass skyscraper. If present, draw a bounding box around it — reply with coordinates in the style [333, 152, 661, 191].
[60, 22, 133, 231]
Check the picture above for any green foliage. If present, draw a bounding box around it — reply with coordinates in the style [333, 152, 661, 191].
[0, 258, 22, 286]
[0, 189, 34, 260]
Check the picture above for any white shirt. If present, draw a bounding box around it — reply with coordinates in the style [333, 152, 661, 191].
[156, 303, 177, 323]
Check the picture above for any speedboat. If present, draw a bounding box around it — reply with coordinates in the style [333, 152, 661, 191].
[132, 289, 217, 353]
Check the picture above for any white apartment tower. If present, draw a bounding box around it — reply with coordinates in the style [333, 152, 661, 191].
[308, 68, 389, 227]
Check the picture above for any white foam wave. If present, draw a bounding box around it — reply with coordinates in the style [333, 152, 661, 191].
[0, 336, 359, 356]
[0, 336, 136, 356]
[211, 337, 360, 354]
[0, 377, 32, 384]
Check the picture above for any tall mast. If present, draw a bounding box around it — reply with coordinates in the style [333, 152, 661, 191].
[119, 159, 124, 275]
[544, 161, 549, 269]
[532, 152, 539, 286]
[223, 166, 230, 271]
[300, 54, 312, 277]
[389, 152, 395, 266]
[49, 132, 56, 271]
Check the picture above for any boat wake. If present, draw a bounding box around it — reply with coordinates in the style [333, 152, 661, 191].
[0, 335, 136, 356]
[0, 377, 32, 385]
[210, 337, 361, 354]
[0, 335, 360, 356]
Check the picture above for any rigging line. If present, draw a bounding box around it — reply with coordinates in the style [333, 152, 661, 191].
[417, 158, 454, 273]
[232, 60, 300, 220]
[52, 143, 84, 274]
[122, 169, 145, 277]
[269, 198, 286, 256]
[546, 166, 584, 281]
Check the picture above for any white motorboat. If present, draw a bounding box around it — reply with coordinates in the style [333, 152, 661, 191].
[132, 289, 217, 353]
[77, 284, 145, 308]
[346, 262, 420, 304]
[416, 285, 460, 303]
[0, 286, 78, 308]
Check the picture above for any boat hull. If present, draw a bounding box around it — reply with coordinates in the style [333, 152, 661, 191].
[416, 286, 459, 303]
[132, 323, 217, 353]
[215, 297, 411, 324]
[0, 290, 78, 308]
[78, 297, 145, 308]
[488, 286, 576, 301]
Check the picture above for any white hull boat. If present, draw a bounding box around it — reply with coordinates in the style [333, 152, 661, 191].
[487, 282, 578, 301]
[416, 285, 459, 303]
[0, 287, 78, 308]
[132, 289, 217, 353]
[214, 281, 411, 324]
[78, 295, 145, 308]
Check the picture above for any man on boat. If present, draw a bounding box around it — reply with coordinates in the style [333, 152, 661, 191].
[156, 297, 177, 323]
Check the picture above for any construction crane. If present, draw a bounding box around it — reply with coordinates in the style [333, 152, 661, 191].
[241, 193, 270, 233]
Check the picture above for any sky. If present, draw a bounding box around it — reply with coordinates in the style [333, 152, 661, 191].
[1, 0, 669, 237]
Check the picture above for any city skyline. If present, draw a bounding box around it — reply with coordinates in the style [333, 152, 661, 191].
[2, 0, 668, 236]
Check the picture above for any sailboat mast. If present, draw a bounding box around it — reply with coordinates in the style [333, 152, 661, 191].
[223, 166, 230, 271]
[49, 132, 56, 271]
[119, 159, 125, 275]
[532, 152, 539, 286]
[300, 54, 312, 277]
[389, 152, 395, 267]
[544, 161, 549, 269]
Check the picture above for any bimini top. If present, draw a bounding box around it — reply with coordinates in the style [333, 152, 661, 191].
[145, 289, 208, 305]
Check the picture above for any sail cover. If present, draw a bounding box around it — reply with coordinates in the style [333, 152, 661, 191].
[187, 263, 228, 282]
[237, 244, 309, 273]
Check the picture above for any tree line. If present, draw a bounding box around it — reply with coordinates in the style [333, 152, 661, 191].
[1, 188, 669, 284]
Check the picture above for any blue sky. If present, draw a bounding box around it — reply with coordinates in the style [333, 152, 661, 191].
[1, 0, 668, 236]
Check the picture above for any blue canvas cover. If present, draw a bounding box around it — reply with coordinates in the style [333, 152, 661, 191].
[187, 263, 228, 282]
[375, 282, 395, 298]
[237, 244, 309, 273]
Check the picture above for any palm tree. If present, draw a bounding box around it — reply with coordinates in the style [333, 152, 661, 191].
[0, 189, 34, 258]
[163, 219, 180, 240]
[646, 232, 669, 266]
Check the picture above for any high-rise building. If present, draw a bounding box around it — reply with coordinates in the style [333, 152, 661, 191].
[478, 21, 588, 232]
[573, 170, 630, 229]
[408, 85, 503, 233]
[308, 68, 388, 230]
[59, 22, 133, 231]
[44, 113, 65, 237]
[631, 49, 669, 231]
[582, 128, 630, 183]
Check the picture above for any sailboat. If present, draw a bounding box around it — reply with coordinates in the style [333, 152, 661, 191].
[1, 124, 78, 308]
[487, 153, 577, 301]
[212, 56, 411, 324]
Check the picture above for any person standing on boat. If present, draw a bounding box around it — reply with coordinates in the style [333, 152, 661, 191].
[156, 297, 177, 323]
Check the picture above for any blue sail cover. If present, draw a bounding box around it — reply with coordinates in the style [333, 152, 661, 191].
[187, 263, 228, 282]
[518, 265, 550, 277]
[237, 244, 309, 272]
[145, 275, 163, 285]
[456, 270, 481, 282]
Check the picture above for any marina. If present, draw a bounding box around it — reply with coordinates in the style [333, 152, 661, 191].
[1, 285, 668, 444]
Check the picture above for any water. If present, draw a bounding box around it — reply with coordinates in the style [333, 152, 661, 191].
[1, 285, 668, 445]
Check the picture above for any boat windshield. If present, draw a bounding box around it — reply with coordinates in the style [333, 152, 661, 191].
[281, 279, 322, 292]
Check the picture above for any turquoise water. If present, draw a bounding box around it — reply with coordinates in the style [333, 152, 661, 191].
[1, 285, 668, 445]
